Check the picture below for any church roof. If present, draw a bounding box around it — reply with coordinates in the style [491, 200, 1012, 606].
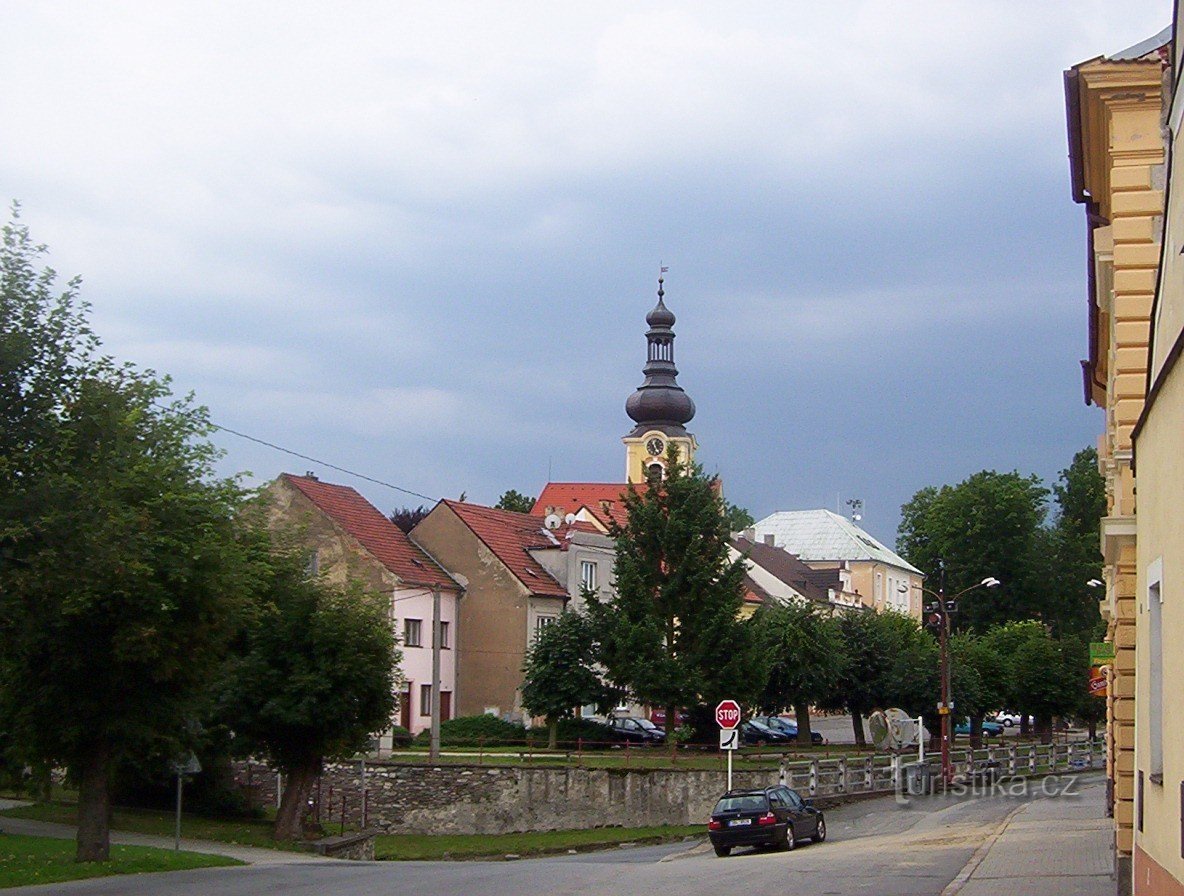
[440, 500, 569, 598]
[753, 509, 922, 575]
[280, 473, 458, 591]
[532, 482, 646, 530]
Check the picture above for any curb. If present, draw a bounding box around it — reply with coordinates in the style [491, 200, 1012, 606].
[940, 801, 1028, 896]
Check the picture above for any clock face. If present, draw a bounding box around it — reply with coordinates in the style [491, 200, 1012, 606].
[645, 437, 665, 457]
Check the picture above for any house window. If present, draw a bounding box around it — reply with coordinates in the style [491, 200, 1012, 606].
[404, 618, 422, 648]
[580, 560, 598, 592]
[305, 550, 319, 577]
[535, 615, 558, 640]
[437, 621, 450, 649]
[420, 684, 432, 716]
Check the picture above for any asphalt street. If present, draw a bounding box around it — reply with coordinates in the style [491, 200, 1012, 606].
[6, 777, 1105, 896]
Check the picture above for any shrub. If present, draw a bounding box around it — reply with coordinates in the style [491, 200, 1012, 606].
[413, 715, 527, 747]
[530, 717, 617, 748]
[388, 726, 413, 749]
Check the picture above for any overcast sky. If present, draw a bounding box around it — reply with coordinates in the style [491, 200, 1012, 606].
[1, 2, 1169, 545]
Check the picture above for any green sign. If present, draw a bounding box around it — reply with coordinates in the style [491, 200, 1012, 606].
[1089, 641, 1115, 664]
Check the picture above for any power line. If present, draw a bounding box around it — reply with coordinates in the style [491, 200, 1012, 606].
[202, 415, 438, 503]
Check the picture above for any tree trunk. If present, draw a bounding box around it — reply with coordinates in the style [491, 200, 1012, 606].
[1036, 715, 1053, 745]
[851, 712, 866, 747]
[75, 745, 111, 863]
[548, 719, 558, 750]
[1088, 718, 1098, 742]
[969, 715, 983, 750]
[666, 704, 677, 757]
[273, 757, 321, 842]
[794, 704, 813, 747]
[1019, 714, 1030, 737]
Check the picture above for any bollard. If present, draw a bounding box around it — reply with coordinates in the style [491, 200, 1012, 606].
[809, 759, 818, 796]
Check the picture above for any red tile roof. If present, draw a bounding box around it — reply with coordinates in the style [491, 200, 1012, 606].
[532, 482, 646, 530]
[442, 500, 569, 598]
[280, 474, 457, 591]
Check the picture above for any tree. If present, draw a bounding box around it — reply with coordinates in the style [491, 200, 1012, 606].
[495, 489, 536, 514]
[584, 448, 758, 738]
[521, 607, 616, 748]
[0, 372, 246, 861]
[753, 602, 845, 745]
[723, 500, 754, 532]
[897, 471, 1049, 632]
[984, 621, 1079, 743]
[218, 533, 399, 841]
[389, 505, 430, 533]
[949, 632, 1006, 747]
[1041, 448, 1105, 637]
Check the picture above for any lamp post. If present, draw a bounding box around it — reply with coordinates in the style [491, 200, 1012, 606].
[915, 569, 1000, 786]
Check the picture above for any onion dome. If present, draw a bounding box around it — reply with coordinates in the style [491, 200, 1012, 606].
[624, 276, 696, 436]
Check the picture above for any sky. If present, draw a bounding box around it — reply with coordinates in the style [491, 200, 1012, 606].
[0, 2, 1170, 546]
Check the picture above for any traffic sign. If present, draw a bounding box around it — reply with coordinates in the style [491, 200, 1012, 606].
[719, 728, 740, 751]
[715, 699, 741, 729]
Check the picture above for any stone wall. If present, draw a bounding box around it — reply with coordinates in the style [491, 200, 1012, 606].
[234, 759, 779, 835]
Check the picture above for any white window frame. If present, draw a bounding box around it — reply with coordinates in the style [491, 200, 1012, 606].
[580, 560, 598, 593]
[404, 618, 423, 648]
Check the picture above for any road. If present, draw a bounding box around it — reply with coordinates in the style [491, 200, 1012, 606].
[7, 776, 1106, 896]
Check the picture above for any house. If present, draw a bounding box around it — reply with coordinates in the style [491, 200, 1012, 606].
[1065, 27, 1169, 891]
[752, 510, 923, 618]
[731, 533, 863, 616]
[410, 500, 613, 722]
[1125, 11, 1184, 895]
[263, 474, 462, 747]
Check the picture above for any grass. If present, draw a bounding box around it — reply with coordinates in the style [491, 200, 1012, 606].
[374, 824, 705, 860]
[0, 833, 242, 889]
[0, 802, 297, 852]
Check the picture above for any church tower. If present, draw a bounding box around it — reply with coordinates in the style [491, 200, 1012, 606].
[623, 275, 697, 483]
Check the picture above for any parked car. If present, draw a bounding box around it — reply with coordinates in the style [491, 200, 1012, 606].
[954, 718, 1003, 737]
[648, 708, 690, 728]
[740, 719, 791, 745]
[990, 711, 1023, 728]
[707, 785, 826, 856]
[606, 716, 666, 744]
[752, 715, 824, 745]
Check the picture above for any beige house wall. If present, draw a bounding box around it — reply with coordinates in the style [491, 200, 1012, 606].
[1070, 52, 1165, 885]
[411, 505, 564, 722]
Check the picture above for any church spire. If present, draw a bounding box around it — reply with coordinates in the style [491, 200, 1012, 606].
[624, 275, 696, 437]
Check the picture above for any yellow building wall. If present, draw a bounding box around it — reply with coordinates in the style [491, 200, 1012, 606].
[623, 429, 696, 484]
[1070, 52, 1164, 877]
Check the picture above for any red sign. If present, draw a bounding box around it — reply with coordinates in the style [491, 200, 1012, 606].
[1089, 666, 1108, 698]
[715, 699, 741, 729]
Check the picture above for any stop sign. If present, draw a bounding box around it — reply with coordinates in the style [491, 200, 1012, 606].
[715, 699, 741, 729]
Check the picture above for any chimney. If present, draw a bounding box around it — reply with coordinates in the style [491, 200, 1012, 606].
[763, 534, 775, 547]
[742, 527, 756, 541]
[305, 471, 318, 480]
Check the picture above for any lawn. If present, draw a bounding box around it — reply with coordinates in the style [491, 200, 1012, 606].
[0, 833, 242, 889]
[374, 824, 705, 860]
[0, 802, 294, 852]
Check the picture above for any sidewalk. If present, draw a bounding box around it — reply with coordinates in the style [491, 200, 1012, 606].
[944, 779, 1113, 895]
[0, 799, 329, 865]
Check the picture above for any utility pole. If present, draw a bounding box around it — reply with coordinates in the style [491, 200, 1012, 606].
[938, 563, 953, 786]
[430, 585, 442, 761]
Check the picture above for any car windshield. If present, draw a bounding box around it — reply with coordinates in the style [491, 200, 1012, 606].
[636, 719, 658, 730]
[714, 794, 767, 814]
[748, 720, 774, 733]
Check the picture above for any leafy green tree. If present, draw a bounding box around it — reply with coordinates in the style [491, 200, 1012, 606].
[897, 471, 1049, 632]
[984, 621, 1079, 743]
[495, 489, 536, 514]
[521, 607, 617, 748]
[218, 534, 399, 841]
[882, 617, 941, 720]
[0, 374, 246, 861]
[753, 602, 846, 745]
[949, 632, 1006, 746]
[820, 609, 936, 745]
[585, 448, 757, 737]
[1041, 448, 1105, 637]
[723, 500, 754, 532]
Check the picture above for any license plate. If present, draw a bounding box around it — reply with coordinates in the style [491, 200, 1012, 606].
[728, 818, 751, 827]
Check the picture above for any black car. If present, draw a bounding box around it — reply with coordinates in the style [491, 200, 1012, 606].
[707, 786, 826, 857]
[606, 716, 666, 744]
[739, 719, 791, 745]
[752, 715, 825, 745]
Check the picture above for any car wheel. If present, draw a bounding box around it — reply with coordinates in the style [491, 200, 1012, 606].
[1004, 719, 1014, 728]
[713, 844, 731, 858]
[813, 818, 826, 842]
[784, 824, 795, 851]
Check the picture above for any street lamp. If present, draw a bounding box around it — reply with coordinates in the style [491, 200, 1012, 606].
[914, 569, 1000, 786]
